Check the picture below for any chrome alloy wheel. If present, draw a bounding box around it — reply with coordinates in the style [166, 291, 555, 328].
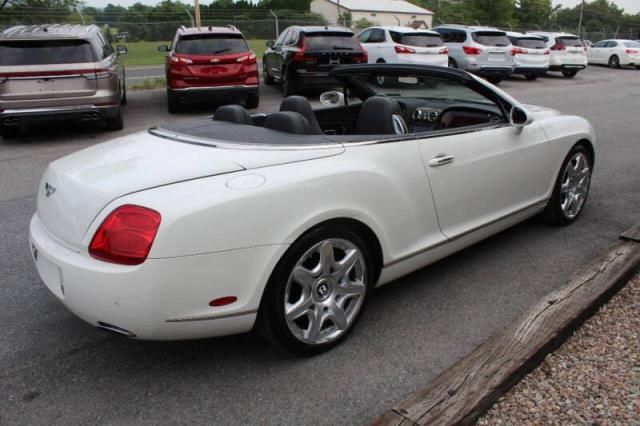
[284, 239, 367, 345]
[560, 152, 591, 219]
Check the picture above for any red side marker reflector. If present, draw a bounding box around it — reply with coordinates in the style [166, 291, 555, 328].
[209, 296, 238, 307]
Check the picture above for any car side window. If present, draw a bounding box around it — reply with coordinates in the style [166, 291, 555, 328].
[275, 29, 290, 47]
[389, 31, 402, 44]
[368, 29, 386, 43]
[607, 41, 617, 47]
[452, 30, 466, 43]
[592, 40, 606, 48]
[434, 28, 448, 42]
[98, 33, 113, 58]
[358, 29, 372, 43]
[285, 30, 299, 46]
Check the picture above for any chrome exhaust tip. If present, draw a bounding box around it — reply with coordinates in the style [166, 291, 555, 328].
[96, 321, 136, 338]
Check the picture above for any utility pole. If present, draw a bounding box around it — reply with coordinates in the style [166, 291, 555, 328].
[194, 0, 201, 29]
[577, 0, 585, 37]
[183, 6, 195, 27]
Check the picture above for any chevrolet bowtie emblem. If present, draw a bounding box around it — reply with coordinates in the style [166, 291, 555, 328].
[45, 182, 56, 197]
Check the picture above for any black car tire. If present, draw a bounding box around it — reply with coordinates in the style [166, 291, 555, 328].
[542, 144, 592, 226]
[562, 70, 578, 78]
[282, 72, 297, 97]
[525, 73, 538, 81]
[448, 58, 457, 68]
[487, 76, 503, 84]
[121, 84, 127, 105]
[105, 107, 124, 131]
[167, 91, 179, 113]
[257, 223, 375, 355]
[263, 64, 275, 85]
[246, 92, 260, 109]
[0, 126, 21, 139]
[608, 55, 620, 69]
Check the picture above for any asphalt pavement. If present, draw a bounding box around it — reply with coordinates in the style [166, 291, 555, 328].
[1, 66, 639, 425]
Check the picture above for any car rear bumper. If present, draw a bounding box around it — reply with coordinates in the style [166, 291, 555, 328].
[168, 85, 258, 103]
[514, 66, 548, 75]
[29, 213, 285, 340]
[0, 104, 120, 127]
[549, 64, 586, 71]
[395, 55, 449, 67]
[473, 66, 514, 77]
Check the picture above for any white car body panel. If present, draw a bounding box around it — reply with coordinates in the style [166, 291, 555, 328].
[528, 32, 587, 71]
[30, 69, 596, 341]
[358, 26, 449, 67]
[587, 39, 640, 66]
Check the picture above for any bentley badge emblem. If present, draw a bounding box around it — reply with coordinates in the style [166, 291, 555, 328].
[45, 182, 56, 197]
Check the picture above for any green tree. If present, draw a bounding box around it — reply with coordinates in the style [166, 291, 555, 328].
[515, 0, 552, 26]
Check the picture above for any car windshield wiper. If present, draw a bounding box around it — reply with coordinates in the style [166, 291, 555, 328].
[213, 48, 231, 54]
[333, 46, 354, 50]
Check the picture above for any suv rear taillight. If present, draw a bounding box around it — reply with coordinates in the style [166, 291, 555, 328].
[170, 55, 193, 64]
[439, 47, 449, 54]
[89, 205, 161, 265]
[395, 45, 416, 54]
[83, 69, 112, 80]
[463, 46, 483, 55]
[550, 43, 566, 51]
[237, 53, 257, 64]
[510, 47, 527, 56]
[293, 37, 316, 64]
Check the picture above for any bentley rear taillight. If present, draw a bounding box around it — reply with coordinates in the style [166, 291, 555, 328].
[89, 205, 161, 265]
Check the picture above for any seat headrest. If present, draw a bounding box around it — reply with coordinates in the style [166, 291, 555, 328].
[263, 111, 315, 134]
[280, 96, 323, 134]
[356, 96, 404, 135]
[213, 105, 253, 125]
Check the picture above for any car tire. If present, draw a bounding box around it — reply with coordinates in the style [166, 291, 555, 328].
[167, 91, 179, 113]
[525, 73, 538, 81]
[246, 92, 260, 109]
[562, 70, 578, 78]
[608, 55, 620, 69]
[0, 126, 21, 139]
[121, 84, 127, 106]
[105, 107, 124, 131]
[448, 58, 457, 68]
[263, 63, 275, 85]
[282, 70, 297, 97]
[542, 144, 592, 226]
[487, 76, 502, 84]
[257, 223, 375, 355]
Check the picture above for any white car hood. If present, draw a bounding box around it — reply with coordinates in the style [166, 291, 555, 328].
[37, 131, 344, 248]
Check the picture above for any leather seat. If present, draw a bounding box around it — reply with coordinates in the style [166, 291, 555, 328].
[279, 96, 323, 135]
[263, 111, 315, 134]
[213, 105, 253, 125]
[356, 96, 408, 135]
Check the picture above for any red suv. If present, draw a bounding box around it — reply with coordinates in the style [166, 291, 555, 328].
[159, 25, 259, 113]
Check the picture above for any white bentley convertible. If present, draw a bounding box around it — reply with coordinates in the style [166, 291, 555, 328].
[30, 65, 594, 353]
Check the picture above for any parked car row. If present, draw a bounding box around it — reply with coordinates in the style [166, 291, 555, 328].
[0, 23, 635, 137]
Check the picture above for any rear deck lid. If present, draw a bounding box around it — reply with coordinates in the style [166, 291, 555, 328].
[0, 39, 98, 102]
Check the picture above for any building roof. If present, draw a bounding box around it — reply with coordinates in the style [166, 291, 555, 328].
[1, 24, 100, 39]
[326, 0, 433, 15]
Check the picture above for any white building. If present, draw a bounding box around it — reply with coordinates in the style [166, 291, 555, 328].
[311, 0, 433, 28]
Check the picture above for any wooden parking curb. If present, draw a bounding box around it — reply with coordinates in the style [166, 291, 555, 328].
[371, 225, 640, 426]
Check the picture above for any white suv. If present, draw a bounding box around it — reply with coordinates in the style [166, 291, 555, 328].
[527, 32, 587, 78]
[357, 26, 448, 67]
[506, 32, 550, 80]
[432, 25, 514, 84]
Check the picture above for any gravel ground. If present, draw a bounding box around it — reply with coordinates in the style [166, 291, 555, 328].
[479, 273, 640, 425]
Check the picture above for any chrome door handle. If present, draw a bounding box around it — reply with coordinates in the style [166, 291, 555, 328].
[429, 154, 455, 167]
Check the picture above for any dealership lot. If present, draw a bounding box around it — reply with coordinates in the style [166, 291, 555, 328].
[1, 66, 639, 425]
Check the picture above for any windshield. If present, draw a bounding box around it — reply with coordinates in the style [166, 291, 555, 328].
[557, 36, 583, 47]
[472, 32, 510, 46]
[351, 73, 494, 106]
[390, 32, 443, 47]
[304, 32, 360, 51]
[175, 34, 248, 55]
[0, 39, 94, 66]
[510, 37, 546, 49]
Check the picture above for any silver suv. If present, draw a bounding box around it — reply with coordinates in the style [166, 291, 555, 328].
[433, 25, 514, 84]
[0, 24, 127, 138]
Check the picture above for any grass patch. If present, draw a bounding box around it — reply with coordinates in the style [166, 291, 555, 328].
[121, 39, 268, 67]
[127, 77, 166, 91]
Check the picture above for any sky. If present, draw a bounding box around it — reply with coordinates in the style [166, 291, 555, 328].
[83, 0, 640, 14]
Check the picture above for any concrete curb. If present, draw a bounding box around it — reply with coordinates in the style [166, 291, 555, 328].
[371, 224, 640, 426]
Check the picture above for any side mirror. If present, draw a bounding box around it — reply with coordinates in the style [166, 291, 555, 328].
[116, 45, 128, 56]
[320, 91, 346, 107]
[157, 45, 170, 52]
[511, 106, 532, 127]
[266, 40, 274, 48]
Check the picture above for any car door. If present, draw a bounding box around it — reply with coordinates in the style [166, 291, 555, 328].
[414, 85, 550, 238]
[266, 29, 290, 79]
[589, 40, 606, 63]
[605, 40, 618, 62]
